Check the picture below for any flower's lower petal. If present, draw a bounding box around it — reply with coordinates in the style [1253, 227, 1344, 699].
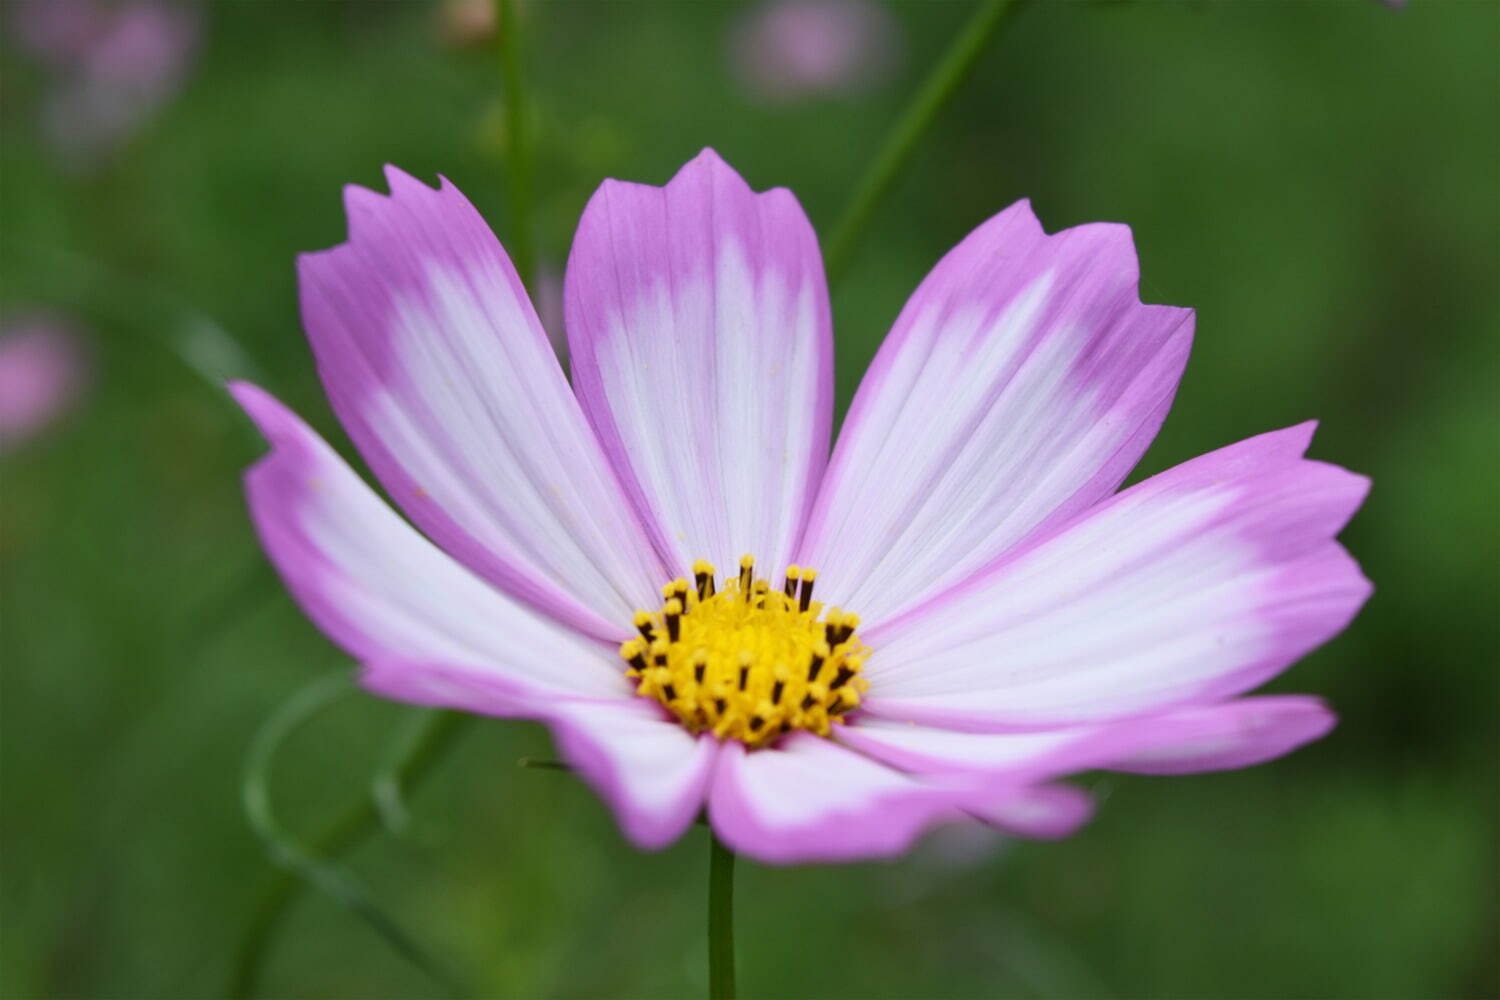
[839, 696, 1335, 783]
[969, 785, 1095, 840]
[565, 149, 832, 576]
[233, 382, 629, 710]
[862, 425, 1371, 728]
[798, 200, 1193, 628]
[836, 718, 1107, 784]
[541, 698, 719, 849]
[707, 733, 970, 864]
[299, 167, 665, 639]
[1103, 696, 1337, 775]
[358, 668, 716, 849]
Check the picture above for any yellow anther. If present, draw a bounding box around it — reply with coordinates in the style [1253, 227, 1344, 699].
[618, 557, 870, 749]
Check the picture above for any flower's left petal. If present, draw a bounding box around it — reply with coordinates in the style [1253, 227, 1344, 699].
[969, 785, 1095, 840]
[542, 698, 719, 849]
[232, 381, 629, 709]
[707, 733, 969, 864]
[300, 167, 666, 639]
[839, 696, 1336, 783]
[565, 149, 833, 576]
[798, 201, 1193, 628]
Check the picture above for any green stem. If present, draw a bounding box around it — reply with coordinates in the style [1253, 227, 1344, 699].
[823, 0, 1028, 285]
[708, 833, 737, 1000]
[498, 0, 534, 288]
[229, 709, 471, 998]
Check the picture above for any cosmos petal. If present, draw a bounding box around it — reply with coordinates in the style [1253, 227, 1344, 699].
[860, 425, 1371, 728]
[1103, 696, 1337, 775]
[298, 167, 666, 639]
[232, 381, 630, 710]
[542, 698, 720, 849]
[839, 696, 1337, 781]
[798, 200, 1193, 628]
[565, 149, 833, 578]
[707, 733, 970, 864]
[969, 785, 1095, 840]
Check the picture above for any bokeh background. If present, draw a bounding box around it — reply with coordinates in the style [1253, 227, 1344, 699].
[2, 1, 1496, 997]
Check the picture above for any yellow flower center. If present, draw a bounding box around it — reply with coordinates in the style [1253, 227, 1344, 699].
[619, 555, 870, 749]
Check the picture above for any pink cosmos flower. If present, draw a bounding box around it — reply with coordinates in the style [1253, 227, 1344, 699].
[732, 0, 901, 103]
[0, 317, 88, 451]
[232, 151, 1370, 864]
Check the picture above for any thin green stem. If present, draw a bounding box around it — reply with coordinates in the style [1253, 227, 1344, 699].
[498, 0, 534, 288]
[229, 708, 472, 998]
[708, 833, 737, 1000]
[823, 0, 1028, 285]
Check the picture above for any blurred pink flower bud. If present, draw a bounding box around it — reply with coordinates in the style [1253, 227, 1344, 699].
[0, 317, 89, 451]
[732, 0, 902, 103]
[439, 0, 500, 48]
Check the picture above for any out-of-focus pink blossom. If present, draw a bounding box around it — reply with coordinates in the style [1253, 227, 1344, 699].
[12, 0, 99, 66]
[0, 318, 88, 451]
[11, 0, 199, 168]
[731, 0, 902, 103]
[438, 0, 499, 48]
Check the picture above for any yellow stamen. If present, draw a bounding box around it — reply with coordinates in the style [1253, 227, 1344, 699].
[621, 557, 871, 749]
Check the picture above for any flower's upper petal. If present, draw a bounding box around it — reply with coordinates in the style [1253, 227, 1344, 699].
[969, 785, 1095, 840]
[565, 149, 833, 577]
[798, 201, 1192, 628]
[298, 167, 665, 640]
[541, 697, 719, 849]
[232, 381, 630, 710]
[707, 733, 971, 864]
[838, 695, 1336, 782]
[860, 425, 1371, 728]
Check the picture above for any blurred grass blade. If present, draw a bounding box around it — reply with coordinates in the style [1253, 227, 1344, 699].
[15, 243, 268, 390]
[236, 673, 468, 998]
[823, 0, 1029, 284]
[172, 313, 264, 386]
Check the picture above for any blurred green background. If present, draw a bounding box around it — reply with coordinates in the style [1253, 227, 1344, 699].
[2, 0, 1496, 997]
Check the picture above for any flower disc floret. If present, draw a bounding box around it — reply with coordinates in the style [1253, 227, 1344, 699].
[620, 556, 870, 749]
